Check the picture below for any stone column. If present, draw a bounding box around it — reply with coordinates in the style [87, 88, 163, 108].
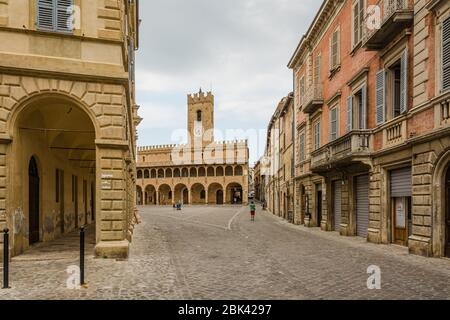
[156, 191, 160, 205]
[0, 141, 9, 262]
[95, 141, 130, 259]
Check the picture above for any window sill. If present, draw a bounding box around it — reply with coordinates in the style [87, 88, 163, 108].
[350, 42, 362, 56]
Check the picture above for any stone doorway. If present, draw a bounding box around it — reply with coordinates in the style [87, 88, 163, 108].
[446, 166, 450, 258]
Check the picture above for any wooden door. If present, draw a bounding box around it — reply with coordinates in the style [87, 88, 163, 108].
[393, 197, 407, 246]
[28, 157, 40, 245]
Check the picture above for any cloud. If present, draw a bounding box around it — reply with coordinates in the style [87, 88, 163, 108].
[136, 0, 322, 164]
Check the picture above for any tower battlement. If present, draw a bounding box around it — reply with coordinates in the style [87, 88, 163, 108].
[187, 89, 214, 104]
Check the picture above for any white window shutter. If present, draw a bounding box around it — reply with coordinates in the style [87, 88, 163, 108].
[37, 0, 55, 31]
[400, 49, 408, 113]
[361, 83, 367, 129]
[346, 96, 353, 133]
[442, 16, 450, 92]
[376, 69, 385, 125]
[56, 0, 73, 32]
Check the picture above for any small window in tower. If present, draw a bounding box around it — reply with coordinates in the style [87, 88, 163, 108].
[197, 110, 202, 122]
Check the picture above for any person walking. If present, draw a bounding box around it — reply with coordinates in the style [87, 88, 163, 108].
[249, 201, 256, 221]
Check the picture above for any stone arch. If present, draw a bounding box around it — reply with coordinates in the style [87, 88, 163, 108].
[157, 169, 165, 178]
[216, 166, 224, 176]
[145, 185, 157, 205]
[190, 167, 197, 177]
[225, 166, 233, 176]
[174, 168, 181, 178]
[226, 182, 243, 204]
[137, 169, 143, 179]
[208, 183, 224, 205]
[174, 183, 189, 205]
[8, 92, 99, 254]
[144, 169, 149, 179]
[181, 168, 189, 177]
[166, 168, 173, 178]
[234, 165, 243, 176]
[158, 184, 172, 205]
[198, 167, 206, 177]
[191, 183, 206, 204]
[151, 169, 156, 178]
[207, 167, 215, 177]
[431, 148, 450, 257]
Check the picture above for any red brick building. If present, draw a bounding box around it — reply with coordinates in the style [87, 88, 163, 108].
[286, 0, 450, 257]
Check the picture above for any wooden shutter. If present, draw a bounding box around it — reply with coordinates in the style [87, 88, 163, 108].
[346, 96, 353, 133]
[400, 49, 408, 113]
[330, 107, 338, 141]
[299, 132, 305, 161]
[442, 16, 450, 92]
[314, 54, 321, 85]
[353, 1, 360, 46]
[376, 69, 385, 125]
[330, 29, 339, 69]
[315, 121, 321, 149]
[361, 83, 367, 129]
[37, 0, 55, 31]
[56, 0, 73, 32]
[359, 0, 365, 43]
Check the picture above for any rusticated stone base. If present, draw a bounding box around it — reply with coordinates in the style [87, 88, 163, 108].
[95, 240, 129, 259]
[408, 235, 432, 257]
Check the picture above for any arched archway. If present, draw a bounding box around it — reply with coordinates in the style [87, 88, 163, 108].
[174, 183, 189, 205]
[158, 184, 172, 205]
[158, 169, 165, 178]
[181, 168, 189, 177]
[432, 149, 450, 257]
[198, 167, 206, 177]
[145, 185, 156, 205]
[208, 183, 223, 205]
[226, 183, 243, 205]
[225, 166, 233, 176]
[234, 165, 243, 176]
[216, 166, 224, 177]
[151, 169, 156, 178]
[207, 167, 215, 177]
[144, 169, 149, 179]
[166, 168, 173, 178]
[174, 168, 180, 178]
[137, 170, 143, 179]
[190, 167, 197, 177]
[136, 185, 143, 205]
[191, 183, 206, 204]
[9, 94, 97, 255]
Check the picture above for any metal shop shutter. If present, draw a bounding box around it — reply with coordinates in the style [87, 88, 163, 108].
[356, 175, 369, 238]
[390, 167, 412, 197]
[333, 181, 342, 231]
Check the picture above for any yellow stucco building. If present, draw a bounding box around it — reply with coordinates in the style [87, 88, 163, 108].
[136, 90, 249, 206]
[0, 0, 141, 259]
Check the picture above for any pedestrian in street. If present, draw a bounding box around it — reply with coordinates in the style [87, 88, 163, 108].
[249, 200, 256, 221]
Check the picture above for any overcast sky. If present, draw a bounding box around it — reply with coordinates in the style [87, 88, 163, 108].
[136, 0, 322, 165]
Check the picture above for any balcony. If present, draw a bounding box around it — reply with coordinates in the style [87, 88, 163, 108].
[302, 84, 324, 114]
[362, 0, 413, 50]
[311, 130, 372, 172]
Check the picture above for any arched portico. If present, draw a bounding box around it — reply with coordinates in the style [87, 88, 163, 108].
[136, 185, 143, 205]
[3, 87, 136, 259]
[158, 184, 172, 205]
[191, 183, 206, 204]
[145, 185, 156, 205]
[226, 183, 243, 205]
[208, 183, 223, 205]
[174, 183, 189, 205]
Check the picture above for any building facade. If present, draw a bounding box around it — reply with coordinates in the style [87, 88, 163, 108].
[264, 94, 295, 221]
[136, 90, 249, 206]
[0, 0, 141, 259]
[284, 0, 450, 258]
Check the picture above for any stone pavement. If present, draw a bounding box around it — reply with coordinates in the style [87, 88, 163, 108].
[0, 204, 449, 299]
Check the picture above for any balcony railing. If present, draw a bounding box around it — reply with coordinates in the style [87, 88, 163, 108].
[362, 0, 413, 49]
[382, 117, 407, 147]
[440, 100, 450, 126]
[302, 83, 324, 114]
[311, 130, 371, 170]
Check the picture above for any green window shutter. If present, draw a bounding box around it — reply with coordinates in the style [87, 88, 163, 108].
[400, 49, 408, 114]
[442, 16, 450, 92]
[361, 83, 367, 129]
[37, 0, 55, 31]
[376, 69, 385, 125]
[346, 96, 353, 133]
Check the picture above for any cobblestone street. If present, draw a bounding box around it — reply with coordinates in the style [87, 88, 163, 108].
[1, 204, 449, 300]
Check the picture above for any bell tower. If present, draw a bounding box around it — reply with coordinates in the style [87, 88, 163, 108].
[187, 89, 214, 147]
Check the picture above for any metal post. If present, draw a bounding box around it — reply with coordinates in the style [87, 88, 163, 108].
[3, 228, 9, 289]
[80, 226, 85, 286]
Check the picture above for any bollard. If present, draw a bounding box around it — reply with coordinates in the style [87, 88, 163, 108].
[79, 226, 85, 286]
[2, 228, 9, 289]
